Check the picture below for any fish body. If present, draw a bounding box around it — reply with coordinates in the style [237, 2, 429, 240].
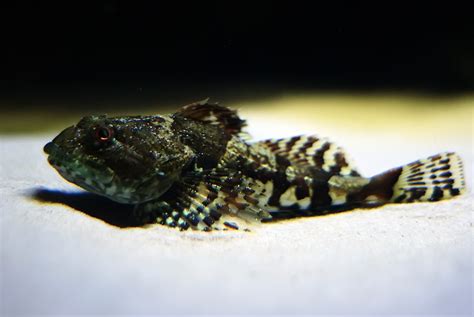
[44, 100, 466, 231]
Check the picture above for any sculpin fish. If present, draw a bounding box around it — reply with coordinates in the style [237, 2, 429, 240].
[44, 100, 466, 231]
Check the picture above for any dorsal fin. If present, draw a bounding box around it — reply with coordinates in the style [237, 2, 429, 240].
[175, 99, 246, 135]
[256, 135, 361, 177]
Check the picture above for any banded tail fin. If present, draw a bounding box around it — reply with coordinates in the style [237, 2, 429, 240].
[390, 152, 465, 203]
[357, 152, 466, 204]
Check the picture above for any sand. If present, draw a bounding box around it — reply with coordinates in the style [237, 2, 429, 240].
[1, 95, 472, 315]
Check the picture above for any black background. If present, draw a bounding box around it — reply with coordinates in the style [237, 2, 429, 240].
[6, 1, 474, 108]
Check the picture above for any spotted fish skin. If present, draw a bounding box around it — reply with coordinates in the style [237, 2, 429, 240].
[44, 100, 466, 231]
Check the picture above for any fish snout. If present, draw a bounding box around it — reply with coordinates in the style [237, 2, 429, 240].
[43, 142, 55, 154]
[44, 126, 76, 155]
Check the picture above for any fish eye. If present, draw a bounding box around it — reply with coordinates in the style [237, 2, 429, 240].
[94, 126, 114, 142]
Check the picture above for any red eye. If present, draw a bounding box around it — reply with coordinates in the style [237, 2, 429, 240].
[95, 126, 114, 142]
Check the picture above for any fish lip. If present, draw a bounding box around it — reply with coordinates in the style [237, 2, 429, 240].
[43, 141, 55, 154]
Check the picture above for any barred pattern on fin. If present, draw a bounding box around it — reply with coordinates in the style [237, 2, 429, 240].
[257, 135, 360, 176]
[135, 169, 272, 231]
[391, 152, 465, 203]
[176, 99, 246, 135]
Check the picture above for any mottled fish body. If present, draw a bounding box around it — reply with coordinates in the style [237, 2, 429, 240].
[44, 100, 466, 231]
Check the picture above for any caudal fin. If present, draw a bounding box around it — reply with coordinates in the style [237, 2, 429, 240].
[389, 152, 465, 203]
[371, 153, 465, 203]
[352, 152, 466, 205]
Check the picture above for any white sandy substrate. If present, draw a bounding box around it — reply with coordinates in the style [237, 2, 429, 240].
[1, 97, 473, 315]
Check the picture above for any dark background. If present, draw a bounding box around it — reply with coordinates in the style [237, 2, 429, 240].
[6, 1, 474, 109]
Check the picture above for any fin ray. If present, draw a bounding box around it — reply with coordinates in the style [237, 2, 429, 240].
[175, 99, 246, 135]
[140, 168, 273, 231]
[256, 135, 360, 176]
[390, 152, 465, 203]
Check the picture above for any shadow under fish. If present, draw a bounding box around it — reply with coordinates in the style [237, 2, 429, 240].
[29, 188, 139, 228]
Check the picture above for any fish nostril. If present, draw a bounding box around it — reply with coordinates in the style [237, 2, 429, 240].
[43, 142, 55, 154]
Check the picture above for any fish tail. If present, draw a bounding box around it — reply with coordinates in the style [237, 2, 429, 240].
[351, 152, 466, 205]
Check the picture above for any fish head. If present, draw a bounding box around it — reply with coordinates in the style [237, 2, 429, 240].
[44, 114, 194, 204]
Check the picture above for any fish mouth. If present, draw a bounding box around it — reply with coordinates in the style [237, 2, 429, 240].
[43, 141, 56, 155]
[43, 142, 66, 167]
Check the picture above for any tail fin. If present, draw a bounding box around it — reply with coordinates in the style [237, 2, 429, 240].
[390, 152, 465, 203]
[361, 152, 466, 204]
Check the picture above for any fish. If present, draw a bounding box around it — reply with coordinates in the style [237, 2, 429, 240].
[43, 99, 466, 231]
